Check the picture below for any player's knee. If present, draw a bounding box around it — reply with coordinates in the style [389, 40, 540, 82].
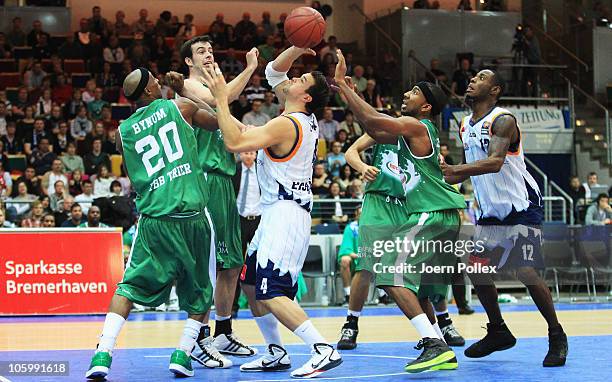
[340, 256, 352, 270]
[516, 266, 540, 284]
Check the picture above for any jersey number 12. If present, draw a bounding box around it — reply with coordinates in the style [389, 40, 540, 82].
[135, 122, 184, 177]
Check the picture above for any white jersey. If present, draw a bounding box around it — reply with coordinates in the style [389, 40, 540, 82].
[257, 111, 318, 212]
[461, 106, 542, 221]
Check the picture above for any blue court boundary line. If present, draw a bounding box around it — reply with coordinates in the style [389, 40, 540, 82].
[1, 303, 611, 323]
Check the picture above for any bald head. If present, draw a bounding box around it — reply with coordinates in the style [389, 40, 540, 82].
[123, 69, 161, 101]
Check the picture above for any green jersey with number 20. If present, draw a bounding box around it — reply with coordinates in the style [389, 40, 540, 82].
[118, 99, 208, 217]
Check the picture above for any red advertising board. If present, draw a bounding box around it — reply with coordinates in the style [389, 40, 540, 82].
[0, 229, 124, 315]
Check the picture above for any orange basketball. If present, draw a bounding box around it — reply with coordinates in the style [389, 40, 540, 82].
[284, 7, 326, 48]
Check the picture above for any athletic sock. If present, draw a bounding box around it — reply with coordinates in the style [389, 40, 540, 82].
[255, 313, 283, 346]
[293, 320, 326, 346]
[178, 318, 203, 355]
[197, 324, 211, 342]
[347, 309, 361, 318]
[169, 285, 178, 301]
[433, 322, 445, 342]
[436, 311, 452, 329]
[214, 315, 232, 337]
[344, 287, 351, 296]
[377, 289, 387, 297]
[410, 313, 440, 339]
[98, 312, 126, 353]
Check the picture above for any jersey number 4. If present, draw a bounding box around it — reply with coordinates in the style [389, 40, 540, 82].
[135, 122, 184, 177]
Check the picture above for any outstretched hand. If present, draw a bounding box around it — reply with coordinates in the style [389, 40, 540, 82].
[165, 71, 184, 94]
[246, 47, 259, 69]
[200, 63, 228, 100]
[334, 49, 347, 85]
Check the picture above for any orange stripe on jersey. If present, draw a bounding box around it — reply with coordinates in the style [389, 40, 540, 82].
[264, 114, 304, 162]
[459, 118, 466, 141]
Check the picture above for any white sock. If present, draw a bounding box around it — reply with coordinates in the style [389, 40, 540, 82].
[433, 322, 445, 342]
[378, 289, 387, 297]
[178, 318, 203, 355]
[255, 313, 283, 346]
[344, 287, 351, 296]
[435, 309, 448, 315]
[98, 312, 126, 352]
[169, 285, 178, 300]
[215, 314, 231, 322]
[347, 310, 361, 318]
[410, 313, 439, 339]
[293, 320, 326, 346]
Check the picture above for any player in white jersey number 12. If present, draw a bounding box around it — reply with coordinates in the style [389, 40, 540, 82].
[200, 46, 342, 379]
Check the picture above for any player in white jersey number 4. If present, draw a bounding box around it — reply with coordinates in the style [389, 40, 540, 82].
[200, 46, 342, 379]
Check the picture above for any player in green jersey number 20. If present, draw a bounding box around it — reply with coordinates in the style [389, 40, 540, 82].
[86, 68, 219, 380]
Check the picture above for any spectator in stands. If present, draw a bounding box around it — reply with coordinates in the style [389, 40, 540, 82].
[35, 89, 52, 117]
[326, 182, 349, 223]
[0, 141, 6, 167]
[131, 9, 149, 34]
[46, 106, 63, 134]
[220, 48, 245, 77]
[85, 122, 106, 149]
[111, 10, 131, 36]
[93, 164, 114, 197]
[451, 58, 476, 96]
[48, 179, 67, 212]
[7, 17, 26, 47]
[88, 6, 110, 38]
[337, 206, 361, 304]
[87, 88, 108, 121]
[103, 34, 125, 65]
[585, 193, 612, 225]
[30, 137, 55, 175]
[210, 13, 228, 35]
[16, 105, 35, 141]
[8, 180, 36, 216]
[440, 143, 455, 165]
[96, 61, 119, 88]
[312, 162, 331, 197]
[426, 58, 448, 84]
[61, 202, 83, 227]
[338, 110, 362, 140]
[413, 0, 431, 8]
[54, 195, 74, 226]
[70, 105, 93, 142]
[64, 89, 85, 120]
[42, 159, 67, 196]
[351, 65, 368, 93]
[108, 180, 123, 197]
[569, 176, 586, 206]
[235, 12, 257, 42]
[102, 129, 119, 155]
[0, 160, 12, 198]
[68, 168, 84, 196]
[57, 33, 82, 59]
[583, 172, 603, 200]
[319, 107, 340, 144]
[99, 105, 118, 131]
[23, 61, 47, 91]
[363, 79, 383, 108]
[84, 138, 110, 176]
[75, 179, 94, 213]
[27, 20, 49, 48]
[39, 195, 52, 214]
[41, 213, 56, 228]
[82, 79, 96, 104]
[176, 13, 197, 39]
[75, 18, 93, 59]
[258, 34, 277, 63]
[231, 94, 251, 122]
[21, 200, 43, 227]
[15, 166, 41, 196]
[261, 91, 281, 119]
[521, 25, 541, 97]
[24, 117, 51, 156]
[52, 74, 73, 106]
[335, 164, 355, 192]
[32, 33, 52, 59]
[335, 129, 351, 152]
[154, 10, 173, 37]
[0, 103, 8, 136]
[327, 141, 347, 178]
[241, 99, 270, 127]
[79, 205, 109, 228]
[276, 12, 287, 37]
[244, 74, 268, 102]
[259, 11, 276, 37]
[61, 142, 84, 174]
[0, 208, 15, 228]
[12, 87, 29, 119]
[457, 0, 473, 10]
[128, 41, 150, 69]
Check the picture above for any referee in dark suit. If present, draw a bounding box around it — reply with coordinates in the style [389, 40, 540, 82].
[231, 151, 261, 315]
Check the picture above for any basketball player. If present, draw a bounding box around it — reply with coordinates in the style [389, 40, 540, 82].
[338, 133, 465, 350]
[440, 69, 568, 367]
[175, 35, 259, 367]
[201, 46, 343, 378]
[335, 49, 465, 373]
[86, 68, 217, 379]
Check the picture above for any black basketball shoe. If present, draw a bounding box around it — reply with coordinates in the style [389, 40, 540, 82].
[464, 322, 516, 358]
[543, 326, 567, 367]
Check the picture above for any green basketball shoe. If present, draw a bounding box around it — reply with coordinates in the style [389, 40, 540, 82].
[85, 351, 112, 379]
[169, 349, 194, 377]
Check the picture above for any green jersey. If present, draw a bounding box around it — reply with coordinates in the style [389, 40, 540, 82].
[398, 119, 466, 213]
[365, 144, 405, 199]
[195, 129, 236, 177]
[119, 99, 208, 217]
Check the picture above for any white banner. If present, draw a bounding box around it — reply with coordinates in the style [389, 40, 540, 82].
[450, 107, 566, 131]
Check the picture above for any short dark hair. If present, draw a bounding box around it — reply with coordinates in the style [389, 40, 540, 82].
[71, 203, 82, 211]
[110, 180, 122, 192]
[305, 71, 329, 115]
[180, 35, 213, 61]
[588, 171, 597, 177]
[596, 193, 609, 203]
[440, 143, 449, 149]
[82, 180, 93, 186]
[490, 70, 506, 100]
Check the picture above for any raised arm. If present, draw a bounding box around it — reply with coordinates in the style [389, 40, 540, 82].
[173, 97, 218, 131]
[334, 49, 425, 141]
[225, 48, 259, 102]
[441, 114, 517, 182]
[345, 133, 380, 182]
[201, 63, 293, 153]
[266, 46, 316, 105]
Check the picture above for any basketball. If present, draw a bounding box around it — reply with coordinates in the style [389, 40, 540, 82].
[284, 7, 326, 48]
